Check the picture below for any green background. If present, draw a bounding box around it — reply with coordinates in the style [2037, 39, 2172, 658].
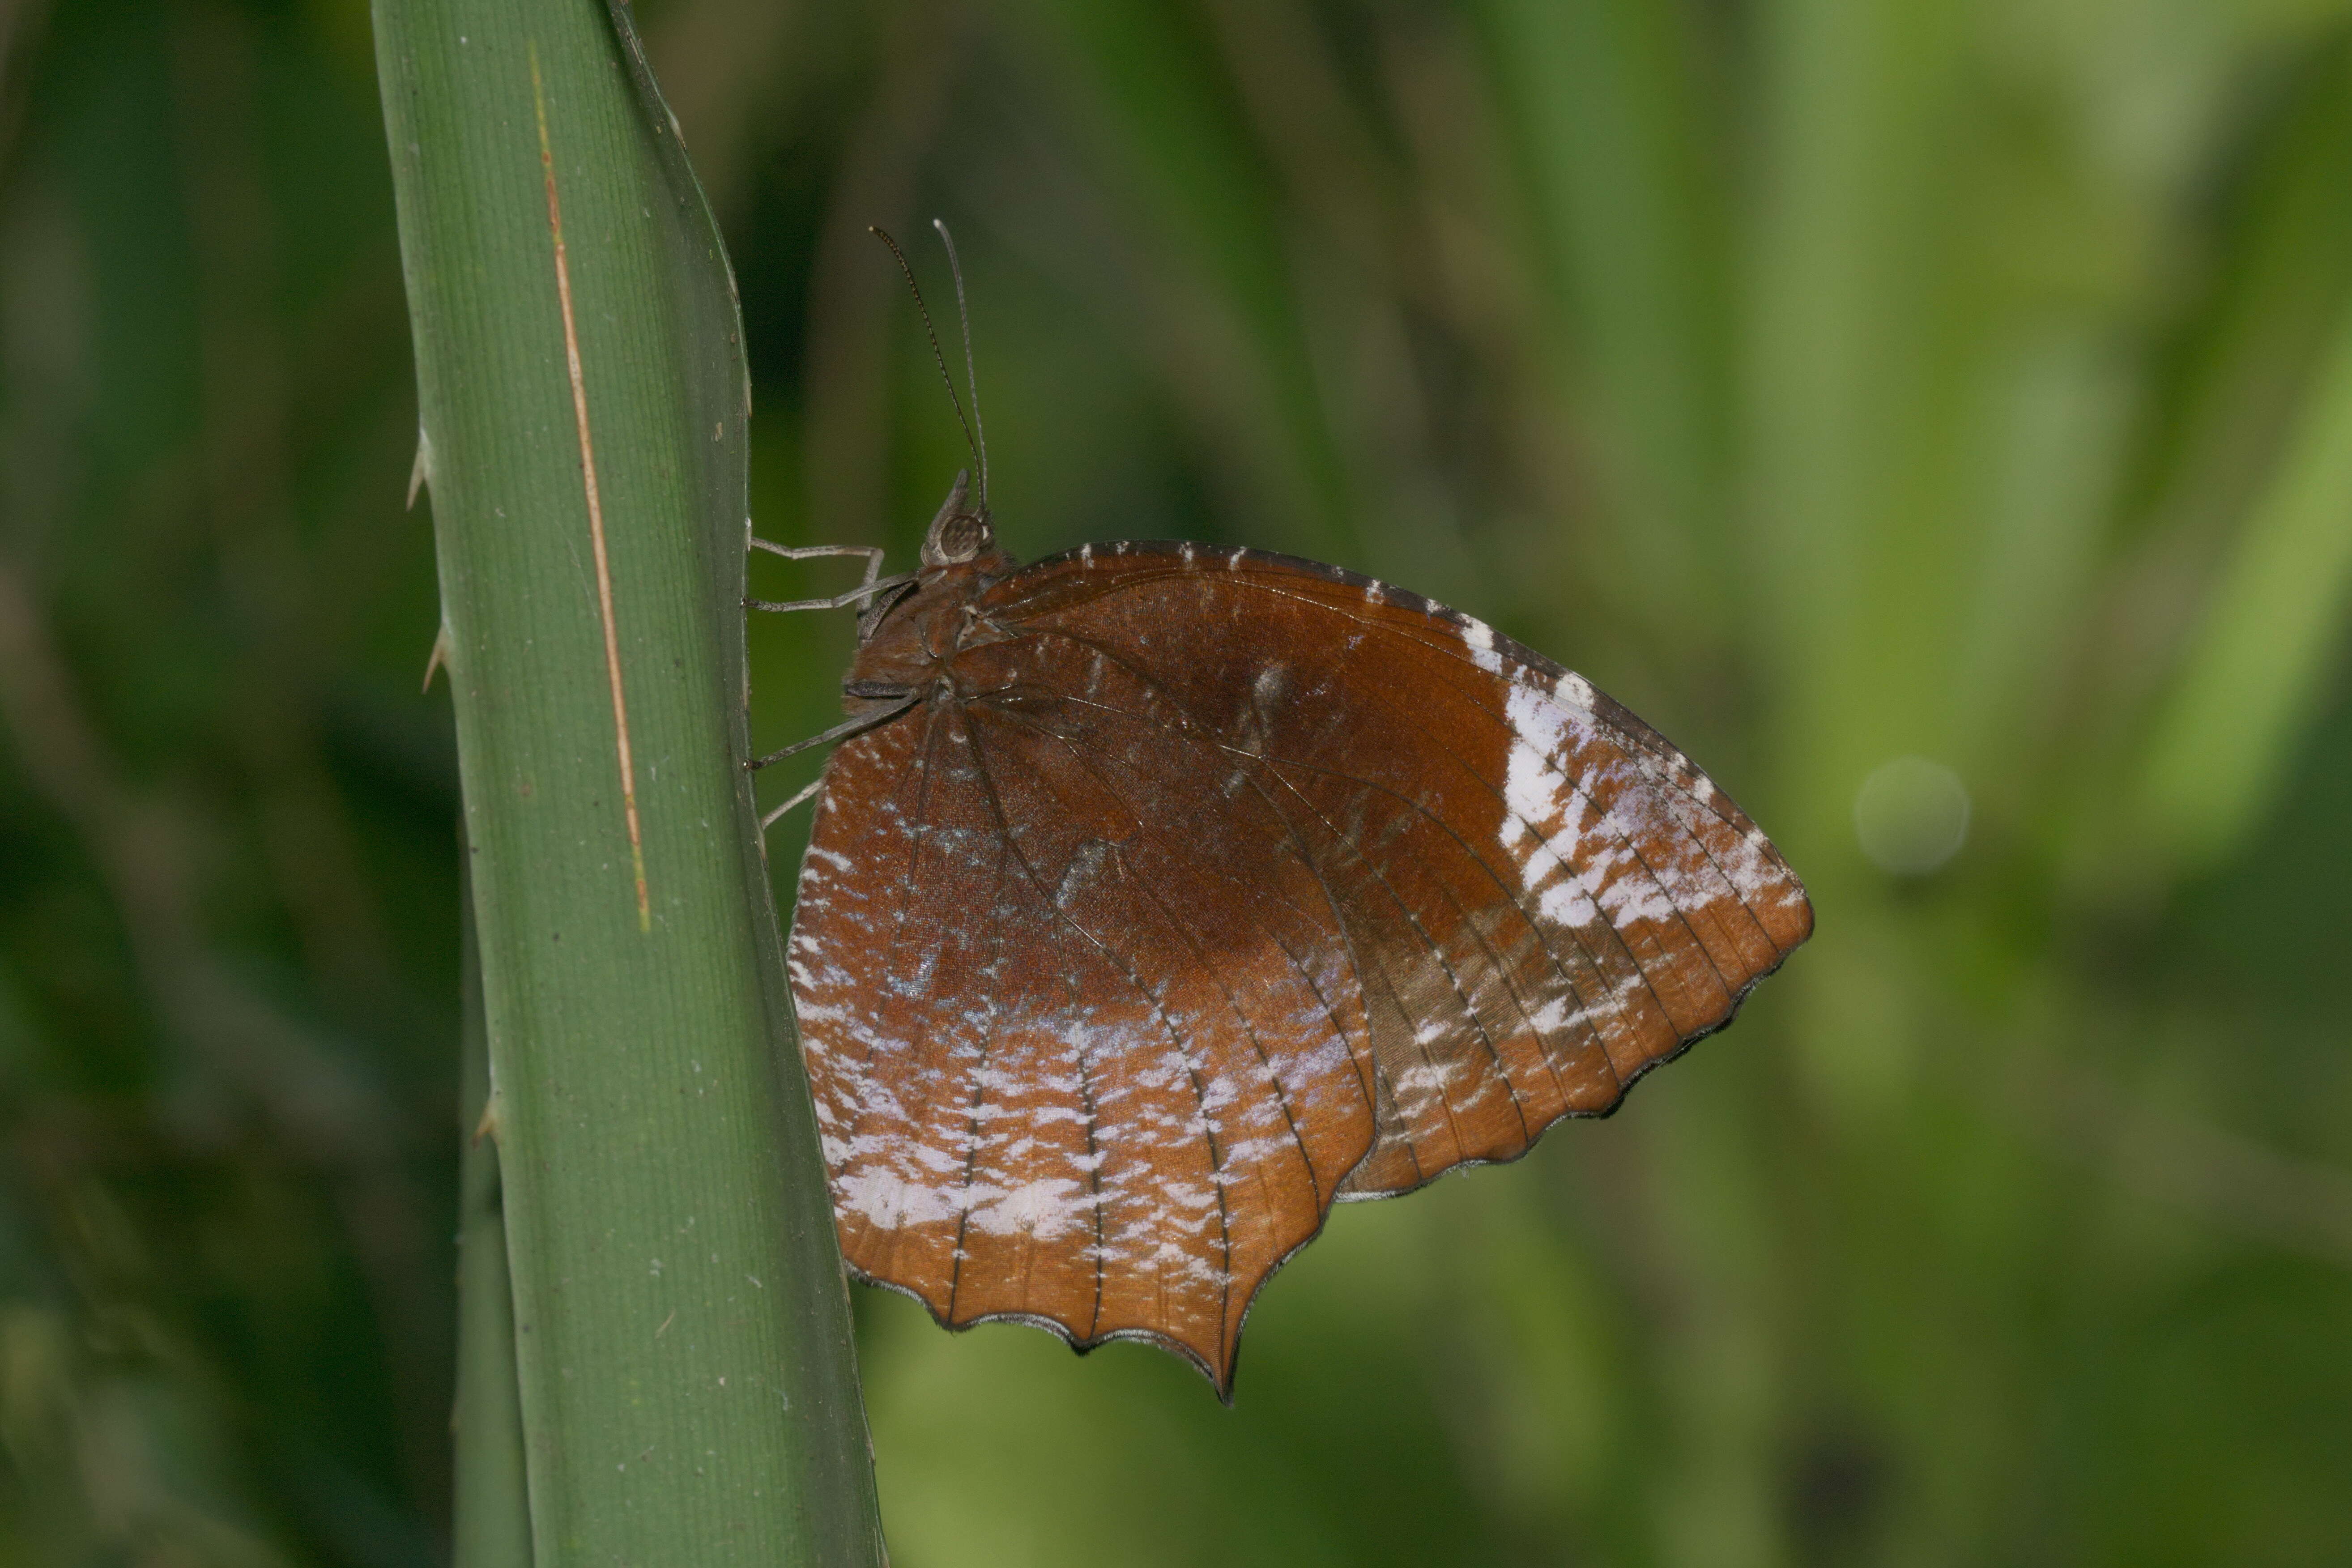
[4, 0, 2351, 1562]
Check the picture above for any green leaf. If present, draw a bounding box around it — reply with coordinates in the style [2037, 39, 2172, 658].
[453, 861, 531, 1568]
[371, 0, 884, 1560]
[2135, 293, 2352, 867]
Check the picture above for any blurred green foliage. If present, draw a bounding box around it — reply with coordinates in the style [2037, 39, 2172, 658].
[3, 0, 2351, 1563]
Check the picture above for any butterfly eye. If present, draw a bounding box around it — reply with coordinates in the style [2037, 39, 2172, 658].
[917, 470, 995, 568]
[930, 509, 992, 564]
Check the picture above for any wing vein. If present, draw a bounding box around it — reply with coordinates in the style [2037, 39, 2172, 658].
[957, 710, 1238, 1354]
[991, 707, 1357, 1207]
[945, 829, 1017, 1323]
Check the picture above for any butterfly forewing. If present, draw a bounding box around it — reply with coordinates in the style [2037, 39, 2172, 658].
[789, 540, 1811, 1391]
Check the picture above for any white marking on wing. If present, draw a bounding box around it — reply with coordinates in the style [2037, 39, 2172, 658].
[1528, 995, 1581, 1035]
[1500, 682, 1572, 850]
[970, 1177, 1091, 1238]
[836, 1167, 958, 1231]
[1461, 616, 1503, 674]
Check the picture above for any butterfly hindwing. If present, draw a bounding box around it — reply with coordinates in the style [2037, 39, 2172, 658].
[791, 635, 1380, 1391]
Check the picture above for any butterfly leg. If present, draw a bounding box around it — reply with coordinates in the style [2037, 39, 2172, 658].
[746, 538, 910, 614]
[747, 702, 916, 822]
[743, 539, 920, 824]
[759, 772, 825, 831]
[749, 537, 883, 579]
[746, 703, 917, 774]
[762, 771, 828, 832]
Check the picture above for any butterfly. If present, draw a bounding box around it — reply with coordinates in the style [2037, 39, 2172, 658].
[751, 228, 1811, 1398]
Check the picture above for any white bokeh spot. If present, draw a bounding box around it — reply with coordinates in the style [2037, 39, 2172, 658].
[1853, 756, 1970, 875]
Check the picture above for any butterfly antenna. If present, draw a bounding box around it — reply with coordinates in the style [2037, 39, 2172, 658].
[870, 226, 982, 496]
[933, 218, 987, 509]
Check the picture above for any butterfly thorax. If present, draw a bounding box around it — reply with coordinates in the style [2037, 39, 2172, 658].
[839, 470, 1018, 719]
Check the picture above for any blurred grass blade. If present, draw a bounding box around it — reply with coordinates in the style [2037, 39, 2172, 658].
[1950, 341, 2126, 781]
[371, 0, 884, 1562]
[1746, 0, 1970, 848]
[453, 858, 530, 1568]
[1479, 0, 1730, 637]
[2135, 295, 2352, 867]
[1013, 0, 1356, 560]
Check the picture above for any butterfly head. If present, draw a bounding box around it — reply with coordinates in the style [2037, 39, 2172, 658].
[920, 468, 998, 569]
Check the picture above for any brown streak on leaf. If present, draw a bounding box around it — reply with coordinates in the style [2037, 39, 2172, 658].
[532, 43, 651, 931]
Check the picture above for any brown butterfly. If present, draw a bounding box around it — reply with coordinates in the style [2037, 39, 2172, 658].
[751, 228, 1811, 1398]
